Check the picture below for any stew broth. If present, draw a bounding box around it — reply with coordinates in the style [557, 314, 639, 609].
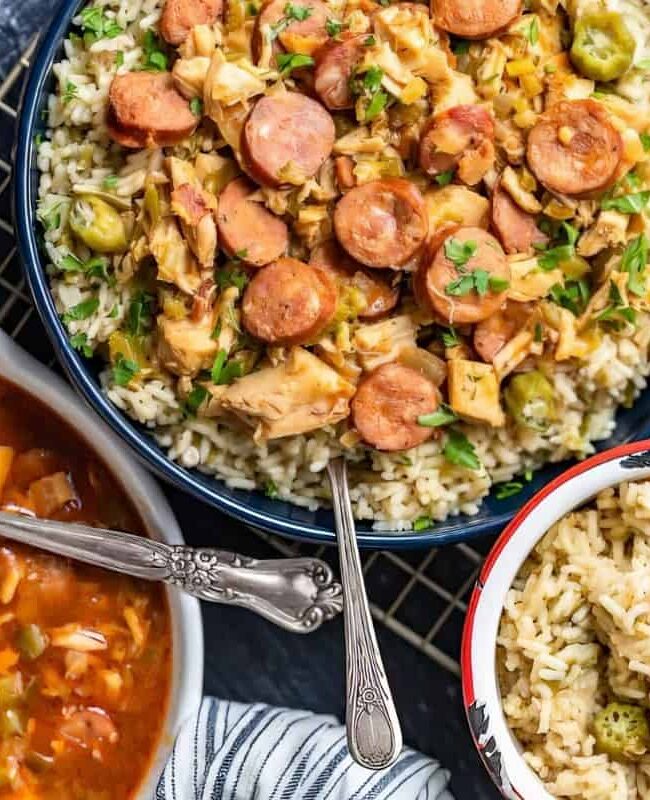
[0, 380, 172, 799]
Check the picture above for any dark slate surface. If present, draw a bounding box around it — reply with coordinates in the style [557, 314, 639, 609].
[5, 4, 501, 797]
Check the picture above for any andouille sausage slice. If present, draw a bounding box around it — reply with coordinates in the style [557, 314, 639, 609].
[252, 0, 329, 62]
[160, 0, 223, 45]
[242, 258, 337, 344]
[431, 0, 522, 39]
[241, 93, 335, 188]
[334, 179, 429, 269]
[526, 99, 623, 197]
[107, 73, 198, 149]
[473, 301, 533, 362]
[313, 33, 368, 110]
[423, 227, 510, 324]
[491, 176, 547, 254]
[217, 177, 288, 267]
[419, 105, 495, 186]
[351, 363, 441, 451]
[310, 240, 400, 320]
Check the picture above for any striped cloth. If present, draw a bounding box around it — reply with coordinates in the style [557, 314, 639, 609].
[157, 699, 454, 800]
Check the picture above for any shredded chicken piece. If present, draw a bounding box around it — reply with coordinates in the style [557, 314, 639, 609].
[157, 307, 220, 377]
[577, 211, 630, 258]
[209, 348, 356, 441]
[149, 217, 202, 295]
[448, 359, 505, 427]
[50, 625, 108, 652]
[353, 315, 418, 371]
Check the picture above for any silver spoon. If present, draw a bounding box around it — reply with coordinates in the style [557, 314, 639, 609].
[0, 510, 342, 633]
[327, 458, 403, 770]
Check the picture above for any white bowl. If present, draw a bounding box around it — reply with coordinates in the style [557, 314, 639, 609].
[461, 439, 650, 799]
[0, 331, 204, 799]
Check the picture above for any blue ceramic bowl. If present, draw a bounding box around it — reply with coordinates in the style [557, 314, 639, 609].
[14, 0, 650, 548]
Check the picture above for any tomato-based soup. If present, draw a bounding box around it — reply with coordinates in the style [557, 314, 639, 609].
[0, 381, 172, 799]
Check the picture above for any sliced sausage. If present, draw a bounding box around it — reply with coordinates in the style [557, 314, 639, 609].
[431, 0, 522, 39]
[252, 0, 329, 62]
[107, 73, 198, 149]
[60, 709, 119, 749]
[241, 93, 335, 188]
[217, 177, 288, 267]
[310, 240, 400, 320]
[526, 100, 623, 197]
[422, 227, 510, 325]
[242, 258, 337, 344]
[334, 179, 429, 269]
[334, 156, 356, 191]
[491, 176, 547, 255]
[419, 105, 495, 186]
[313, 33, 367, 110]
[160, 0, 223, 45]
[473, 301, 533, 362]
[351, 363, 441, 451]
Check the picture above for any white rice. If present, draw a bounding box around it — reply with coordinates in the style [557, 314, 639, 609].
[499, 481, 650, 799]
[37, 0, 650, 528]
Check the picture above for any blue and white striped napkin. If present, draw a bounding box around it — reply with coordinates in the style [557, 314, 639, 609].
[157, 699, 454, 800]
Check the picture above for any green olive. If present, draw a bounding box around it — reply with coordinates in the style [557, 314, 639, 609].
[570, 12, 635, 82]
[559, 255, 591, 280]
[594, 703, 650, 761]
[504, 371, 556, 431]
[70, 197, 127, 253]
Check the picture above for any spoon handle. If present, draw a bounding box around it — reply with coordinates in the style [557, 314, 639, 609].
[327, 458, 403, 770]
[0, 511, 342, 633]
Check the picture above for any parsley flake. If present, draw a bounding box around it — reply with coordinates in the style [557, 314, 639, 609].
[113, 354, 140, 387]
[443, 429, 481, 471]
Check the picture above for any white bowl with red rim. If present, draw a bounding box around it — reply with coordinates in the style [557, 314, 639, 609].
[0, 331, 204, 799]
[461, 438, 650, 799]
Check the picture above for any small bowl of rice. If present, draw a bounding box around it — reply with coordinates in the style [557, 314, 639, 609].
[462, 438, 650, 800]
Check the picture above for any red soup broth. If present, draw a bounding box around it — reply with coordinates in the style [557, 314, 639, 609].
[0, 380, 172, 799]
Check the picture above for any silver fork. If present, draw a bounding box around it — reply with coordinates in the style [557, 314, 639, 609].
[327, 458, 403, 770]
[0, 510, 343, 634]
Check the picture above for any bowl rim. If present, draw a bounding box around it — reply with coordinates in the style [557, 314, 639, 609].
[0, 330, 204, 800]
[460, 437, 650, 800]
[15, 0, 650, 550]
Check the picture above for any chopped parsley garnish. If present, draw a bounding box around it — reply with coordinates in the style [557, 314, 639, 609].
[78, 6, 123, 43]
[62, 81, 78, 104]
[534, 322, 543, 343]
[69, 332, 93, 358]
[270, 3, 312, 40]
[641, 132, 650, 152]
[38, 201, 64, 231]
[115, 51, 125, 68]
[126, 291, 155, 335]
[418, 404, 458, 428]
[190, 97, 204, 116]
[537, 222, 579, 271]
[185, 385, 209, 416]
[276, 52, 314, 75]
[62, 297, 100, 323]
[443, 429, 481, 471]
[141, 31, 168, 71]
[548, 279, 591, 316]
[364, 35, 376, 46]
[103, 174, 119, 190]
[413, 516, 432, 532]
[113, 354, 140, 387]
[326, 18, 345, 37]
[211, 320, 222, 341]
[601, 191, 650, 215]
[435, 170, 455, 187]
[440, 326, 460, 347]
[445, 270, 509, 298]
[595, 280, 636, 327]
[444, 238, 477, 269]
[59, 253, 112, 284]
[620, 234, 648, 297]
[264, 479, 279, 499]
[495, 481, 524, 500]
[350, 65, 389, 121]
[525, 16, 539, 46]
[211, 349, 227, 384]
[215, 265, 249, 292]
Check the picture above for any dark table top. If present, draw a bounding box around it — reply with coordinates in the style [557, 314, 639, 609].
[1, 5, 501, 797]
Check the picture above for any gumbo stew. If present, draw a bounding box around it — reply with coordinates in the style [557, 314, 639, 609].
[0, 380, 172, 799]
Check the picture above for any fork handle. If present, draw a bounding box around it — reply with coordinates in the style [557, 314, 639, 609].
[0, 511, 343, 633]
[327, 459, 403, 770]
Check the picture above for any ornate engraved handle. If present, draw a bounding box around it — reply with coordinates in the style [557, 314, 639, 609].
[326, 459, 403, 770]
[0, 511, 343, 633]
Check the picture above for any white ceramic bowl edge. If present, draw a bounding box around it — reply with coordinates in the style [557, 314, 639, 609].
[0, 331, 204, 798]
